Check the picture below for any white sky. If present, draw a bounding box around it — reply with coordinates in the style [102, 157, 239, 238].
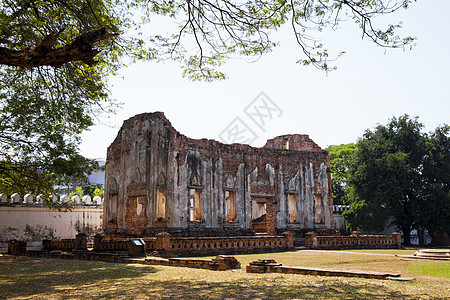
[80, 0, 450, 160]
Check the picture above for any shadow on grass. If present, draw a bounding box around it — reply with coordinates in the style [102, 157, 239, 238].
[132, 277, 421, 300]
[0, 256, 427, 299]
[0, 255, 158, 298]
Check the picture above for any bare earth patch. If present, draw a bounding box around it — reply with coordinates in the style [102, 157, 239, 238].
[0, 249, 448, 299]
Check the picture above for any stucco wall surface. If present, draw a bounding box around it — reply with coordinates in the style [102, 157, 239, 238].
[104, 112, 334, 236]
[0, 205, 102, 242]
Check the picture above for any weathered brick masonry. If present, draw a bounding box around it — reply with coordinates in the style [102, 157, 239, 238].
[305, 231, 403, 249]
[104, 112, 334, 242]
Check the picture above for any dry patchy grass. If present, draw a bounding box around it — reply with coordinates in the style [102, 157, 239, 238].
[0, 249, 449, 299]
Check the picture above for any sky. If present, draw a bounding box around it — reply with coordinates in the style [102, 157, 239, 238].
[79, 0, 450, 160]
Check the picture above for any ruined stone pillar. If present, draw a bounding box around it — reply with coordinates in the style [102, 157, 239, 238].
[305, 232, 318, 249]
[93, 233, 103, 252]
[391, 232, 402, 248]
[75, 233, 87, 251]
[8, 240, 26, 255]
[265, 198, 276, 235]
[156, 232, 172, 251]
[282, 231, 294, 249]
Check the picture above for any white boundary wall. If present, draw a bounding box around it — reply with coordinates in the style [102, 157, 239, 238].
[0, 205, 102, 242]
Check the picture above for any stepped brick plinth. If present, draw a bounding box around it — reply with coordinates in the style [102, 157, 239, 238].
[246, 259, 412, 281]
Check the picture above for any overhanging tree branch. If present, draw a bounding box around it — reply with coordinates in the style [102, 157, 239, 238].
[0, 27, 118, 68]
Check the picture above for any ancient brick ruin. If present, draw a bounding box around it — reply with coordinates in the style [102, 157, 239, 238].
[104, 112, 334, 244]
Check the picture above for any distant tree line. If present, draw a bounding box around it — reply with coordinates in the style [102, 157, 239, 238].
[326, 115, 449, 245]
[69, 185, 104, 202]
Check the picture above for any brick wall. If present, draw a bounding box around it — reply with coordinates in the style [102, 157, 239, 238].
[156, 232, 294, 256]
[305, 231, 402, 249]
[105, 112, 334, 236]
[43, 239, 77, 252]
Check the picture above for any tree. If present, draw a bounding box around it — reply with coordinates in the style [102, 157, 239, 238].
[418, 125, 450, 244]
[345, 115, 449, 245]
[0, 1, 119, 201]
[1, 1, 417, 75]
[83, 185, 105, 199]
[0, 61, 104, 203]
[0, 1, 417, 202]
[325, 143, 357, 205]
[68, 186, 84, 202]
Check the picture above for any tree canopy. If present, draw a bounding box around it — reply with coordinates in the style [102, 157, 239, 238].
[418, 125, 450, 238]
[1, 0, 417, 76]
[343, 115, 449, 244]
[325, 143, 357, 205]
[0, 0, 417, 202]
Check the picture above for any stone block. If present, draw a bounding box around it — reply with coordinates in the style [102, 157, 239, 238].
[247, 259, 282, 273]
[212, 255, 241, 270]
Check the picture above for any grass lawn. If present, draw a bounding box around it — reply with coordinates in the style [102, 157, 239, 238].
[0, 249, 449, 299]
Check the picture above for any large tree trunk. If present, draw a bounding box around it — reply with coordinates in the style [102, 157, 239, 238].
[418, 229, 425, 246]
[402, 227, 411, 245]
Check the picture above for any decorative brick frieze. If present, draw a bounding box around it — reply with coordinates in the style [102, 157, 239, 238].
[304, 232, 403, 249]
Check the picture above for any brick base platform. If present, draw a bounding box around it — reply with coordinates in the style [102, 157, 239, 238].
[125, 255, 241, 271]
[246, 259, 413, 281]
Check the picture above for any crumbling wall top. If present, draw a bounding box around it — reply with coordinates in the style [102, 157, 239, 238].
[119, 111, 176, 133]
[108, 112, 326, 159]
[263, 134, 323, 152]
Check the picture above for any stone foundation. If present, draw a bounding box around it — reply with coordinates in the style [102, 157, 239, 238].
[246, 259, 411, 281]
[129, 255, 241, 271]
[95, 232, 294, 257]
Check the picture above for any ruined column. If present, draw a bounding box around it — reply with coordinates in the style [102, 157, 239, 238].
[93, 234, 103, 252]
[282, 231, 294, 249]
[265, 198, 276, 235]
[305, 232, 318, 249]
[75, 233, 87, 251]
[8, 240, 27, 255]
[156, 232, 172, 251]
[391, 232, 402, 248]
